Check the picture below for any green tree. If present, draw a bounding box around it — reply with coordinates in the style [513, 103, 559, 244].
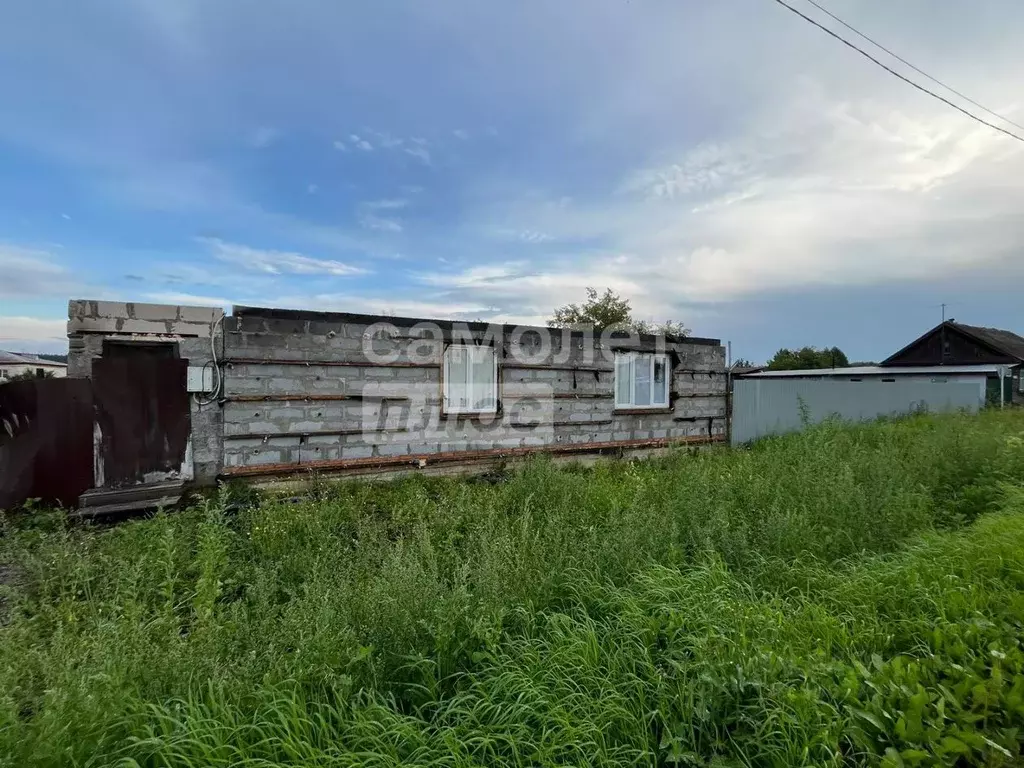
[5, 369, 56, 383]
[549, 288, 688, 337]
[766, 346, 849, 371]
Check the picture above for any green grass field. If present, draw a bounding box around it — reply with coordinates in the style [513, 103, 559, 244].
[2, 410, 1024, 767]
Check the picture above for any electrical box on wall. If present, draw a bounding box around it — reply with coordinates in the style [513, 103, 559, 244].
[186, 366, 214, 393]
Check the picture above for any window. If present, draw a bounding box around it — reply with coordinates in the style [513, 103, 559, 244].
[614, 352, 670, 409]
[0, 369, 7, 379]
[36, 368, 44, 377]
[443, 344, 497, 414]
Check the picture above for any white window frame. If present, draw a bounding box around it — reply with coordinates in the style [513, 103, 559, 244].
[442, 343, 498, 415]
[614, 352, 671, 410]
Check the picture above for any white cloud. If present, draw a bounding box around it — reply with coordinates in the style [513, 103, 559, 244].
[356, 198, 408, 232]
[462, 90, 1024, 319]
[366, 130, 405, 149]
[358, 213, 403, 232]
[349, 134, 373, 151]
[0, 316, 67, 352]
[61, 213, 71, 220]
[363, 198, 408, 210]
[271, 292, 496, 319]
[307, 183, 318, 194]
[143, 292, 233, 308]
[496, 228, 552, 244]
[0, 245, 78, 298]
[198, 237, 369, 276]
[332, 140, 348, 152]
[453, 129, 469, 140]
[403, 145, 431, 165]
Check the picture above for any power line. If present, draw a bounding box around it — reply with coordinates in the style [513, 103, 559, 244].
[799, 0, 1024, 134]
[770, 0, 1024, 144]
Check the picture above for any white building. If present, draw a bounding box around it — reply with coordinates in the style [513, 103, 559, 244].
[0, 351, 68, 380]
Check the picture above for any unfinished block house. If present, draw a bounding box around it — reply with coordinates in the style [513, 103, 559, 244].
[56, 300, 727, 510]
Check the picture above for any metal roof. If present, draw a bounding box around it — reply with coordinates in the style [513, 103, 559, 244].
[739, 364, 1007, 378]
[0, 350, 67, 367]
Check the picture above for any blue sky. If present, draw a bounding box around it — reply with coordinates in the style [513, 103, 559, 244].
[2, 0, 1024, 362]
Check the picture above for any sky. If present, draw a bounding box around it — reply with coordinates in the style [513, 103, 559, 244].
[2, 0, 1023, 363]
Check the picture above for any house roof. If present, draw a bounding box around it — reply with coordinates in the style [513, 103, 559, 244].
[951, 323, 1024, 362]
[0, 350, 67, 367]
[882, 320, 1024, 366]
[739, 364, 1006, 378]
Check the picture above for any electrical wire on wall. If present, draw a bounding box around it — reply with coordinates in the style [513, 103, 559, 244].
[194, 313, 225, 407]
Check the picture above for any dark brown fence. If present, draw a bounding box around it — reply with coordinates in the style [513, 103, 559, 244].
[0, 378, 94, 510]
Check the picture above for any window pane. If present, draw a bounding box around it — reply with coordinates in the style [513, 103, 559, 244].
[634, 355, 651, 406]
[653, 356, 668, 406]
[615, 355, 632, 406]
[470, 346, 496, 411]
[446, 346, 469, 410]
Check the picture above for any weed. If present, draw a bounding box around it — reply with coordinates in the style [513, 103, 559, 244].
[1, 409, 1023, 766]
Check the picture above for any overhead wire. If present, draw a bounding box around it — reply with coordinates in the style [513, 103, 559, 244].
[797, 0, 1024, 134]
[770, 0, 1024, 144]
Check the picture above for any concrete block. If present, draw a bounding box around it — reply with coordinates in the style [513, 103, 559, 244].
[302, 446, 340, 463]
[376, 443, 410, 457]
[268, 378, 298, 394]
[179, 305, 225, 324]
[68, 299, 92, 320]
[129, 302, 179, 322]
[306, 434, 342, 447]
[94, 301, 132, 319]
[245, 449, 282, 465]
[169, 321, 214, 338]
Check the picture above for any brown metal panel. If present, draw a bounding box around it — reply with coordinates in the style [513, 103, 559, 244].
[0, 378, 94, 509]
[92, 355, 190, 487]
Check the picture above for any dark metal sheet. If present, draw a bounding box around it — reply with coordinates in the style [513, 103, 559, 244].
[0, 378, 94, 510]
[92, 355, 190, 487]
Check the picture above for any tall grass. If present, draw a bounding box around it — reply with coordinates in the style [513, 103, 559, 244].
[1, 410, 1023, 766]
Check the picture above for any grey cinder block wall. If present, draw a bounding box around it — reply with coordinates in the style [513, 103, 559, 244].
[67, 300, 225, 484]
[219, 307, 727, 477]
[68, 301, 727, 485]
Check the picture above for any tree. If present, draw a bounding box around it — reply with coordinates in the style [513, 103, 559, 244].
[549, 288, 689, 337]
[549, 288, 632, 331]
[5, 369, 56, 383]
[766, 346, 849, 371]
[730, 358, 759, 369]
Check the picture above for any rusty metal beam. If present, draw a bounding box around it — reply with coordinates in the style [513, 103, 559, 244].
[502, 363, 613, 372]
[224, 394, 411, 403]
[220, 434, 725, 478]
[225, 358, 439, 369]
[225, 427, 410, 440]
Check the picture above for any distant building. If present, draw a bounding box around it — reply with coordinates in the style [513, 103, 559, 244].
[730, 319, 1023, 444]
[0, 351, 68, 381]
[882, 320, 1024, 405]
